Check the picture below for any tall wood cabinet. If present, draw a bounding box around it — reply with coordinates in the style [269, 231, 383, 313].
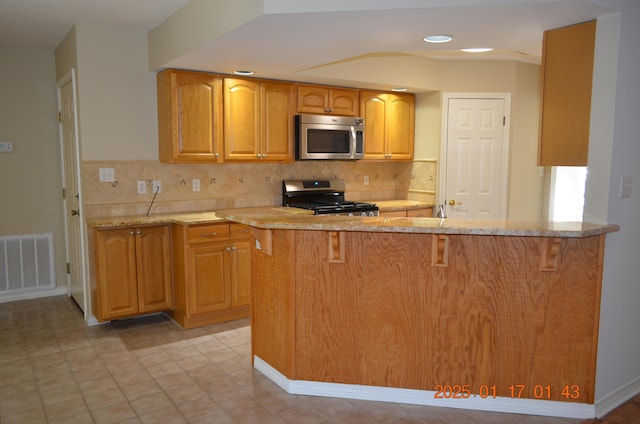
[538, 20, 596, 166]
[171, 222, 251, 329]
[157, 69, 223, 163]
[223, 78, 295, 161]
[296, 84, 360, 116]
[93, 225, 173, 322]
[360, 90, 415, 161]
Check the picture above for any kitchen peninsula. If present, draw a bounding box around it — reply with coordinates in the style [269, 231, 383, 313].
[215, 207, 618, 418]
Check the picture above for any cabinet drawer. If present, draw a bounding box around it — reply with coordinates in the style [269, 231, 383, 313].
[187, 223, 230, 244]
[230, 224, 251, 241]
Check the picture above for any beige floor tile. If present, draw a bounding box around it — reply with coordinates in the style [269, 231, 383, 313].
[43, 396, 90, 422]
[83, 386, 127, 411]
[121, 380, 164, 402]
[112, 368, 154, 388]
[91, 401, 138, 424]
[129, 392, 174, 416]
[164, 382, 209, 404]
[176, 396, 223, 421]
[0, 406, 47, 424]
[138, 405, 186, 424]
[39, 383, 83, 407]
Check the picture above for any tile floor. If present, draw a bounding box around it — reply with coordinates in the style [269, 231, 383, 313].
[0, 295, 634, 423]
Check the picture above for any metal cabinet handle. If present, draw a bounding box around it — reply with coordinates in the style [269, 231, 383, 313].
[200, 232, 217, 237]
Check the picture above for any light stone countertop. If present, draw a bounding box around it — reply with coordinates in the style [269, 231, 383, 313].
[87, 206, 619, 238]
[214, 207, 619, 238]
[86, 212, 226, 228]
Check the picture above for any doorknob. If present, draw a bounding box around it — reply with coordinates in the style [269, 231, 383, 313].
[448, 200, 462, 206]
[71, 209, 80, 216]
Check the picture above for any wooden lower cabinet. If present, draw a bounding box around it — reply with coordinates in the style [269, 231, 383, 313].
[380, 207, 433, 218]
[171, 222, 251, 328]
[93, 225, 173, 322]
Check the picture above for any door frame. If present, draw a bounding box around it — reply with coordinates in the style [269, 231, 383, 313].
[438, 92, 512, 219]
[57, 69, 90, 321]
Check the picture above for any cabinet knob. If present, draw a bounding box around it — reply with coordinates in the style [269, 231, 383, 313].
[214, 152, 219, 158]
[136, 230, 142, 235]
[231, 246, 237, 250]
[130, 231, 135, 235]
[226, 246, 232, 251]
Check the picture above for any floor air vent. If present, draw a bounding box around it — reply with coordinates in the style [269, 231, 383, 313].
[0, 233, 55, 296]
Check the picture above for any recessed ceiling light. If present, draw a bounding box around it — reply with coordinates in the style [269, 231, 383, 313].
[424, 34, 454, 44]
[233, 70, 255, 76]
[391, 87, 408, 92]
[460, 48, 494, 53]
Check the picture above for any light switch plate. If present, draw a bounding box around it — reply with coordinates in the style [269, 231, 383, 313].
[620, 176, 632, 198]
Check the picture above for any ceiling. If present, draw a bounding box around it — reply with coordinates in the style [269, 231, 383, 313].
[0, 0, 614, 90]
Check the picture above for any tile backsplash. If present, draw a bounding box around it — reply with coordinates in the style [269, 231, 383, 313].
[82, 160, 437, 218]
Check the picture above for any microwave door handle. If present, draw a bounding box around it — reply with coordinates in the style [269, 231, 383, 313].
[350, 126, 357, 159]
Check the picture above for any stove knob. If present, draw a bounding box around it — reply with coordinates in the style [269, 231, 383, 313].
[348, 213, 354, 216]
[360, 212, 367, 216]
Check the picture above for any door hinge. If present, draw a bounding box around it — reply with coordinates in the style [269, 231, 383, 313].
[62, 188, 66, 200]
[58, 112, 62, 123]
[503, 116, 506, 126]
[66, 262, 71, 274]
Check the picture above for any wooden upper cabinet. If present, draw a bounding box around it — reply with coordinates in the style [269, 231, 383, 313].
[360, 90, 415, 161]
[297, 84, 359, 116]
[157, 69, 223, 163]
[538, 20, 596, 166]
[224, 78, 295, 162]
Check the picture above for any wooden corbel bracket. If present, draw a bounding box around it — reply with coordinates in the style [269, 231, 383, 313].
[328, 231, 346, 263]
[431, 234, 449, 267]
[251, 228, 272, 256]
[540, 237, 562, 271]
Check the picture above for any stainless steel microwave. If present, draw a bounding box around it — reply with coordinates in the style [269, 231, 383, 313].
[295, 114, 364, 160]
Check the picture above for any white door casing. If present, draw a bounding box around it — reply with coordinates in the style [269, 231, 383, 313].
[57, 69, 89, 318]
[439, 94, 511, 219]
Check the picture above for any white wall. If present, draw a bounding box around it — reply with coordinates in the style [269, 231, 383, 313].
[586, 1, 640, 414]
[0, 47, 67, 291]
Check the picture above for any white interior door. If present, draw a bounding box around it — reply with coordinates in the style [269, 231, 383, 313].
[58, 70, 88, 315]
[440, 94, 510, 219]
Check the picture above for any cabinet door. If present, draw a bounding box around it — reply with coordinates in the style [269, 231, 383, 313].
[262, 81, 295, 161]
[187, 244, 231, 314]
[297, 85, 329, 114]
[223, 78, 262, 160]
[157, 70, 223, 163]
[230, 240, 251, 307]
[360, 91, 388, 160]
[539, 20, 596, 166]
[136, 225, 173, 314]
[95, 228, 138, 320]
[329, 88, 359, 116]
[387, 93, 415, 160]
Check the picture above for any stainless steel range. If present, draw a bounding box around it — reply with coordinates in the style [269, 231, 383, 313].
[282, 179, 379, 216]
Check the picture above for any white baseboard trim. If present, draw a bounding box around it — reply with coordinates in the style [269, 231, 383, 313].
[0, 286, 68, 304]
[595, 375, 640, 418]
[253, 355, 595, 419]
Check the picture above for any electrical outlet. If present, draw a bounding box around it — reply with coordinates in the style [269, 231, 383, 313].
[99, 168, 115, 182]
[192, 179, 200, 192]
[364, 175, 369, 185]
[0, 141, 14, 153]
[152, 180, 162, 193]
[137, 180, 146, 194]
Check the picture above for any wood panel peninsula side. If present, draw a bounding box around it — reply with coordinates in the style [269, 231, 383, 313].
[215, 207, 619, 419]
